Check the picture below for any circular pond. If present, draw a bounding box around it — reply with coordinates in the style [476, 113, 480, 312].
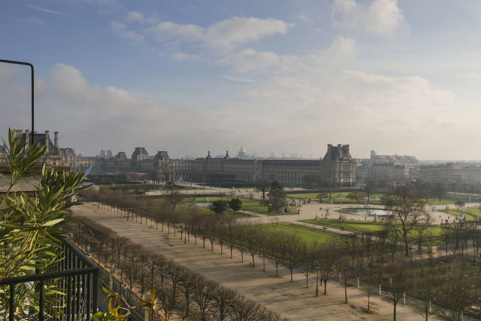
[335, 207, 393, 216]
[193, 202, 211, 207]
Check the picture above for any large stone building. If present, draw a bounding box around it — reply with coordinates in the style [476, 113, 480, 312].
[418, 163, 481, 188]
[94, 144, 356, 187]
[147, 144, 355, 187]
[1, 130, 356, 187]
[356, 150, 418, 183]
[0, 130, 96, 172]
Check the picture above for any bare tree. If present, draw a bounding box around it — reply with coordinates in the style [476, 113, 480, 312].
[267, 230, 288, 277]
[283, 234, 305, 282]
[267, 181, 286, 213]
[178, 268, 197, 318]
[437, 258, 480, 321]
[382, 185, 428, 256]
[254, 179, 271, 200]
[192, 276, 216, 321]
[412, 259, 438, 321]
[337, 258, 352, 304]
[231, 296, 263, 321]
[383, 255, 412, 321]
[210, 284, 237, 321]
[166, 260, 184, 312]
[318, 237, 338, 295]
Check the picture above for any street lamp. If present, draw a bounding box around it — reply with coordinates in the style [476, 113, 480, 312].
[473, 240, 476, 265]
[0, 59, 35, 141]
[315, 263, 319, 297]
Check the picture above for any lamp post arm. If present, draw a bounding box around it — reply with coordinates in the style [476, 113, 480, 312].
[0, 59, 34, 141]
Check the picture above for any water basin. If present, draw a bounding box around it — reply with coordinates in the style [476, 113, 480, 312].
[336, 207, 393, 216]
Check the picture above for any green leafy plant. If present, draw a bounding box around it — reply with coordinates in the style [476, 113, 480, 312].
[92, 287, 169, 321]
[92, 287, 132, 321]
[0, 129, 86, 318]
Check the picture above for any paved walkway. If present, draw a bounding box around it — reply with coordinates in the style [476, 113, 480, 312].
[73, 203, 444, 321]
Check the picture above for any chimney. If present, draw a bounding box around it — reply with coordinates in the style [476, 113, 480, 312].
[15, 129, 23, 137]
[45, 130, 49, 154]
[54, 131, 59, 149]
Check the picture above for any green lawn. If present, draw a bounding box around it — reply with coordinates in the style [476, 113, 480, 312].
[262, 222, 337, 245]
[301, 219, 445, 238]
[188, 196, 298, 215]
[301, 219, 386, 233]
[286, 192, 385, 205]
[439, 207, 481, 222]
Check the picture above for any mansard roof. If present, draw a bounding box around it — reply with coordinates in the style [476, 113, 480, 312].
[262, 159, 320, 167]
[323, 144, 352, 161]
[155, 151, 170, 161]
[20, 132, 57, 156]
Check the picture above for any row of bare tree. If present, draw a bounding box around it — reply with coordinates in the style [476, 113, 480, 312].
[84, 190, 481, 320]
[65, 216, 287, 321]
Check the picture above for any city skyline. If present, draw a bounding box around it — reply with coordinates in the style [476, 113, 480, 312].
[2, 1, 481, 160]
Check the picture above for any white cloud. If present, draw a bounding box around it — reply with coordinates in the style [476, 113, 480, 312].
[24, 5, 64, 15]
[219, 49, 280, 72]
[19, 17, 44, 25]
[469, 73, 481, 79]
[148, 17, 293, 49]
[110, 21, 125, 31]
[170, 52, 198, 61]
[333, 0, 405, 36]
[126, 11, 144, 23]
[299, 14, 310, 23]
[0, 64, 244, 157]
[204, 17, 294, 49]
[122, 30, 144, 43]
[245, 68, 457, 157]
[0, 63, 468, 160]
[148, 21, 204, 43]
[222, 75, 255, 83]
[219, 49, 302, 73]
[322, 36, 358, 61]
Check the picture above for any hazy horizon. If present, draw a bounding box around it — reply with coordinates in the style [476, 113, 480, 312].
[2, 1, 481, 160]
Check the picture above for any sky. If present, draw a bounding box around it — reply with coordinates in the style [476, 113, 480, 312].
[1, 0, 481, 160]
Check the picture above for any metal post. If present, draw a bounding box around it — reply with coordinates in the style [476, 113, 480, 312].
[0, 59, 34, 140]
[473, 240, 476, 265]
[39, 279, 45, 321]
[315, 263, 319, 297]
[9, 284, 14, 321]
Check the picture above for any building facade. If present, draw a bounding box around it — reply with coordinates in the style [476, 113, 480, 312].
[96, 144, 356, 187]
[168, 144, 356, 187]
[356, 150, 418, 183]
[1, 130, 356, 187]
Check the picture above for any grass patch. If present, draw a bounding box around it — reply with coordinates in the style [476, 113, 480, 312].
[302, 219, 386, 233]
[301, 219, 445, 239]
[187, 197, 298, 215]
[286, 193, 385, 206]
[262, 222, 337, 245]
[439, 208, 481, 221]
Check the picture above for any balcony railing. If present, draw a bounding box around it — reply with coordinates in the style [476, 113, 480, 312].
[0, 239, 99, 321]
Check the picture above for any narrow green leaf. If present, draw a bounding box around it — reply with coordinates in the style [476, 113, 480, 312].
[42, 218, 64, 227]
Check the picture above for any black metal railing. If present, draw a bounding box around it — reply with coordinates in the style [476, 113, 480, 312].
[0, 239, 99, 321]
